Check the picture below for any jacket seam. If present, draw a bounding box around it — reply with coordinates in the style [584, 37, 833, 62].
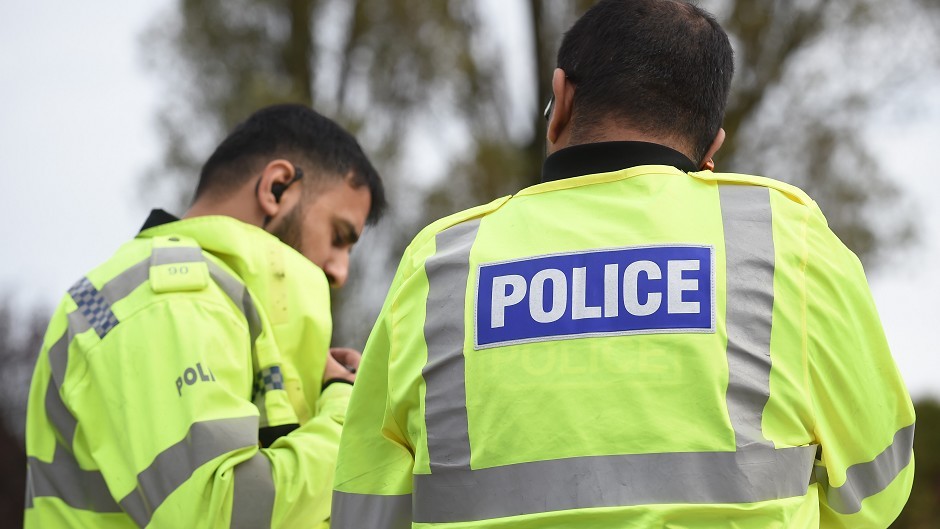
[800, 205, 817, 440]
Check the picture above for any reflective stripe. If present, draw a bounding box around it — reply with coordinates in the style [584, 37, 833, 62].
[423, 220, 481, 471]
[231, 452, 275, 529]
[332, 491, 413, 529]
[119, 416, 260, 527]
[206, 260, 267, 423]
[46, 333, 69, 396]
[25, 460, 33, 509]
[26, 446, 122, 513]
[413, 445, 817, 523]
[44, 376, 76, 447]
[100, 259, 150, 305]
[817, 423, 915, 514]
[206, 260, 262, 339]
[45, 333, 78, 447]
[151, 246, 204, 266]
[719, 185, 775, 449]
[65, 310, 92, 341]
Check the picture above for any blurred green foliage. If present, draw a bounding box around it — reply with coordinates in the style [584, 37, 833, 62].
[139, 0, 935, 348]
[892, 400, 940, 528]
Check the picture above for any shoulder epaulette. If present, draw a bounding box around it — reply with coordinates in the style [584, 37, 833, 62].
[148, 235, 210, 293]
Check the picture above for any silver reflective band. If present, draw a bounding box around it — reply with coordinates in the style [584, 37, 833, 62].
[120, 416, 260, 527]
[26, 446, 121, 513]
[332, 491, 413, 529]
[151, 246, 205, 266]
[719, 185, 776, 450]
[205, 260, 267, 422]
[413, 445, 817, 523]
[100, 259, 150, 306]
[205, 261, 262, 343]
[816, 423, 915, 514]
[44, 377, 77, 449]
[231, 452, 275, 529]
[423, 219, 481, 471]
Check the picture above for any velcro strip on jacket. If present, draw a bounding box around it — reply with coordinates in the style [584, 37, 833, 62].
[149, 236, 210, 293]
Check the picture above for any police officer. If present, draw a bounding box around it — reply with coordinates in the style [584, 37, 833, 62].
[25, 104, 385, 528]
[332, 1, 914, 527]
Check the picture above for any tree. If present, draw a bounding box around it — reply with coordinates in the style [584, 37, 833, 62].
[705, 0, 935, 266]
[141, 0, 933, 348]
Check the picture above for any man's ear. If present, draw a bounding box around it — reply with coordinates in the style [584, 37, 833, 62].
[700, 128, 726, 170]
[547, 68, 576, 148]
[256, 159, 298, 219]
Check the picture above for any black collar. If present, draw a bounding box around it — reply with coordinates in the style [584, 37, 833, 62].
[139, 209, 180, 233]
[541, 141, 697, 184]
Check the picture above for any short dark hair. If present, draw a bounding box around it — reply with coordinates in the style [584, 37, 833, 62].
[557, 0, 734, 162]
[196, 104, 386, 224]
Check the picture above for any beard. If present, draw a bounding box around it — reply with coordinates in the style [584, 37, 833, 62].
[269, 201, 304, 254]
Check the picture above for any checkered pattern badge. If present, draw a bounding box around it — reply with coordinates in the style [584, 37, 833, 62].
[68, 277, 119, 338]
[256, 365, 285, 394]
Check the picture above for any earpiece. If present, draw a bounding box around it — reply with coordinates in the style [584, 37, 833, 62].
[271, 182, 288, 203]
[271, 167, 305, 203]
[256, 165, 305, 228]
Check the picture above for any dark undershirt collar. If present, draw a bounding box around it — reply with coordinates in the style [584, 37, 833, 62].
[541, 141, 698, 184]
[139, 208, 181, 233]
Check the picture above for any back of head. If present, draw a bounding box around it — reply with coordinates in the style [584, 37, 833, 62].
[558, 0, 734, 162]
[196, 103, 386, 224]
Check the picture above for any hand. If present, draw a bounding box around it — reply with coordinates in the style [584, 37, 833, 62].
[323, 347, 361, 384]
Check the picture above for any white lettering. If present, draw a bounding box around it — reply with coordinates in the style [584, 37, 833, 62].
[623, 261, 662, 316]
[491, 275, 527, 328]
[604, 263, 619, 317]
[572, 267, 602, 320]
[668, 260, 700, 314]
[530, 269, 567, 323]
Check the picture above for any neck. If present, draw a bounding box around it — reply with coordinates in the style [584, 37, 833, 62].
[183, 194, 263, 227]
[570, 126, 695, 164]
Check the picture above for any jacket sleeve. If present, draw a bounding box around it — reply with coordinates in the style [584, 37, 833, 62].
[70, 295, 349, 528]
[803, 205, 915, 528]
[331, 249, 417, 529]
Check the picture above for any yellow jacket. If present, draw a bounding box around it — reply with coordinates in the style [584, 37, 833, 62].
[26, 213, 348, 528]
[333, 142, 914, 528]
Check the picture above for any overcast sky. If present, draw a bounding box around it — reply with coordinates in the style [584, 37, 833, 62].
[1, 0, 937, 400]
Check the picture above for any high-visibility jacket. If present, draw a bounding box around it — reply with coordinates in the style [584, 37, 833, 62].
[26, 212, 349, 528]
[332, 142, 915, 528]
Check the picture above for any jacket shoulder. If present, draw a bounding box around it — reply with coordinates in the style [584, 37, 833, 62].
[68, 234, 237, 335]
[409, 195, 511, 252]
[388, 196, 510, 282]
[692, 170, 816, 208]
